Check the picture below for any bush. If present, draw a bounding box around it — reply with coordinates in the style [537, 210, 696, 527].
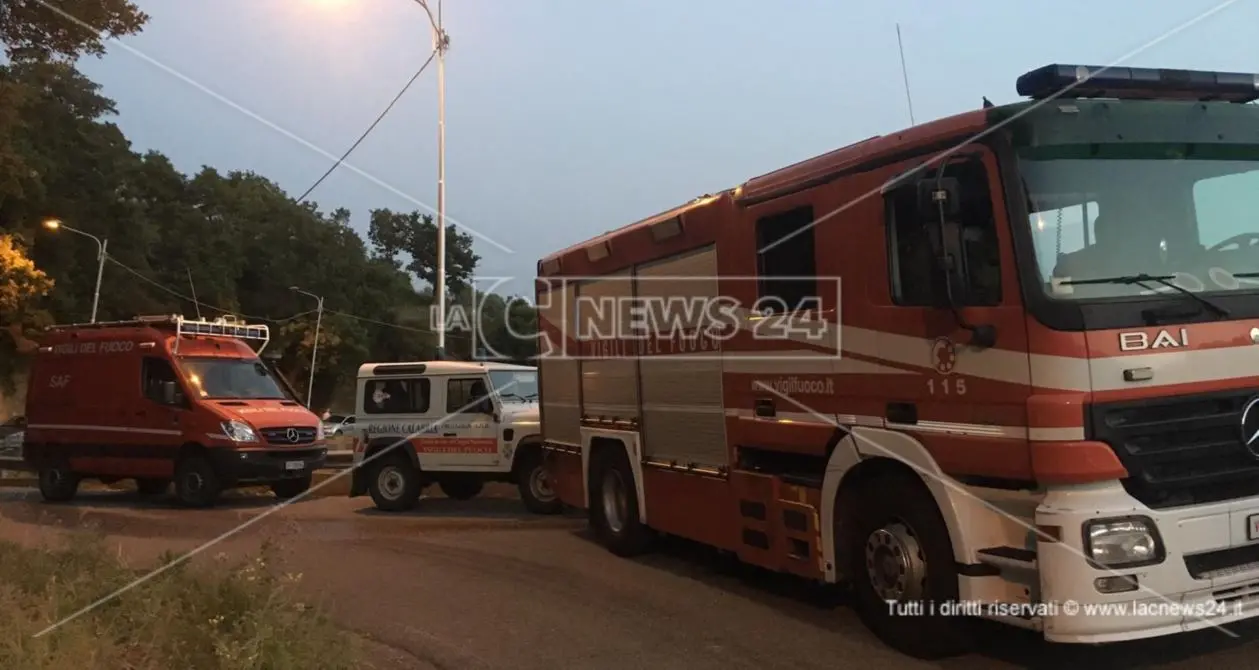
[0, 534, 359, 669]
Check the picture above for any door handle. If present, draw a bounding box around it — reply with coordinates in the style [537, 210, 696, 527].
[443, 432, 457, 437]
[886, 402, 917, 425]
[754, 398, 775, 418]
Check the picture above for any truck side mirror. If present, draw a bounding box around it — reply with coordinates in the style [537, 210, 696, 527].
[161, 381, 178, 405]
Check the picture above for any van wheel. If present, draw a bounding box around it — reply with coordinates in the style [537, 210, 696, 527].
[438, 476, 483, 501]
[271, 475, 312, 500]
[847, 470, 972, 659]
[136, 478, 170, 496]
[369, 454, 420, 511]
[589, 447, 653, 557]
[516, 448, 561, 515]
[174, 453, 222, 508]
[38, 466, 80, 503]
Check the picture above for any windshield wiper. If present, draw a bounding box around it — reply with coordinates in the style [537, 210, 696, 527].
[499, 392, 528, 402]
[1058, 273, 1231, 319]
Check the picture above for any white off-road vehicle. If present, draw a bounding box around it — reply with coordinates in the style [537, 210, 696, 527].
[347, 361, 560, 514]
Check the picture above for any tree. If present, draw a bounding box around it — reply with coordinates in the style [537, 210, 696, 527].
[367, 208, 480, 293]
[0, 233, 52, 388]
[1, 0, 148, 61]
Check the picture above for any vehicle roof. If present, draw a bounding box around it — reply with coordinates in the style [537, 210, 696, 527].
[357, 360, 536, 377]
[537, 106, 990, 273]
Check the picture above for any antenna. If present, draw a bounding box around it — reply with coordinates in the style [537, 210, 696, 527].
[895, 23, 916, 126]
[186, 268, 203, 321]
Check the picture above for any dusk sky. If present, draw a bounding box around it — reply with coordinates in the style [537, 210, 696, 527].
[74, 0, 1259, 297]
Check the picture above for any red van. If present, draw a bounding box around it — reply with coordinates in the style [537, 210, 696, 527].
[22, 314, 327, 507]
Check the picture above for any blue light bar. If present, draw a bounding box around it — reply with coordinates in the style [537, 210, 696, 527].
[1016, 64, 1259, 103]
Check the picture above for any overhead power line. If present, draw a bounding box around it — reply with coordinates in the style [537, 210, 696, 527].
[295, 47, 440, 203]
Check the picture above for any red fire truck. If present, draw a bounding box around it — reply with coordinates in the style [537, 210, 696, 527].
[536, 64, 1259, 657]
[23, 315, 327, 507]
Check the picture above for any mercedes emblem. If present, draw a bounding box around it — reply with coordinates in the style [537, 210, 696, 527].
[1240, 397, 1259, 459]
[285, 428, 300, 443]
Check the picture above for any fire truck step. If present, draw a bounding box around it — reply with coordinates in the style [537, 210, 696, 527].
[976, 546, 1038, 572]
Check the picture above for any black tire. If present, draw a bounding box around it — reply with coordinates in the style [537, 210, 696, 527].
[516, 448, 562, 515]
[588, 447, 653, 557]
[135, 478, 170, 496]
[438, 476, 484, 501]
[173, 452, 223, 508]
[368, 454, 421, 511]
[38, 465, 80, 503]
[271, 475, 312, 500]
[846, 470, 973, 659]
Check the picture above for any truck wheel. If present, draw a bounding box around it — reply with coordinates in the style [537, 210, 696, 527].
[516, 449, 561, 515]
[38, 465, 80, 503]
[847, 470, 972, 659]
[135, 478, 170, 496]
[438, 476, 484, 501]
[589, 448, 653, 557]
[369, 454, 420, 511]
[271, 475, 313, 500]
[173, 453, 222, 508]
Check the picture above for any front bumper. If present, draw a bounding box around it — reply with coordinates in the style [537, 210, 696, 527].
[1038, 482, 1259, 643]
[209, 446, 327, 486]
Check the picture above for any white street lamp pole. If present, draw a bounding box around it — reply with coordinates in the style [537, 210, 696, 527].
[290, 286, 324, 407]
[43, 219, 106, 323]
[418, 0, 449, 357]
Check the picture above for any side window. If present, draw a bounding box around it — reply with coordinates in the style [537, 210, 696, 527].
[362, 378, 431, 414]
[447, 377, 490, 413]
[886, 159, 1002, 306]
[755, 206, 819, 313]
[141, 357, 180, 405]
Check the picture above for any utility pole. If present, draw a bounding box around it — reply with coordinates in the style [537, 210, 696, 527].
[290, 286, 324, 407]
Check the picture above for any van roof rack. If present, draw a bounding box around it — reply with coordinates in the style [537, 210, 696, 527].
[48, 314, 271, 354]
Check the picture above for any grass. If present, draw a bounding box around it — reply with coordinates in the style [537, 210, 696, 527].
[0, 534, 361, 669]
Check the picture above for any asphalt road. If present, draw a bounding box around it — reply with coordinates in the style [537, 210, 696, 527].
[1, 485, 1258, 670]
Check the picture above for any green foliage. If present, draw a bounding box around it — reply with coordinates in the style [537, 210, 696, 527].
[0, 34, 539, 407]
[0, 534, 359, 669]
[0, 0, 149, 61]
[367, 207, 480, 292]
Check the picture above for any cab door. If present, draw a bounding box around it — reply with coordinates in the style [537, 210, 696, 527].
[425, 375, 500, 469]
[870, 146, 1034, 482]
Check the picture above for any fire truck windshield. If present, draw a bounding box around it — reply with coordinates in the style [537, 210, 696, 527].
[1020, 144, 1259, 302]
[179, 357, 288, 400]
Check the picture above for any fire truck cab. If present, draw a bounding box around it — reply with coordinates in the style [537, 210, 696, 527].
[22, 315, 327, 507]
[536, 64, 1259, 657]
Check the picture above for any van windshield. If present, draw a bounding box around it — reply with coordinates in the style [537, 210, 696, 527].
[488, 369, 538, 402]
[179, 357, 288, 400]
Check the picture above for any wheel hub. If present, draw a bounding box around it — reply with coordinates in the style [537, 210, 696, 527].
[184, 471, 204, 493]
[378, 467, 405, 500]
[530, 466, 556, 501]
[864, 522, 927, 602]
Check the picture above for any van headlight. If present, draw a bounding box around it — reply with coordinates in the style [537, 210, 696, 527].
[315, 423, 325, 441]
[1083, 516, 1164, 568]
[221, 420, 259, 443]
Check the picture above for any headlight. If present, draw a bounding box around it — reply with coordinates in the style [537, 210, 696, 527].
[221, 420, 259, 443]
[1083, 516, 1164, 568]
[315, 423, 325, 441]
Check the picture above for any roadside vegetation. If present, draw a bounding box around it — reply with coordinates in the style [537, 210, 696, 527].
[0, 1, 538, 410]
[0, 534, 358, 669]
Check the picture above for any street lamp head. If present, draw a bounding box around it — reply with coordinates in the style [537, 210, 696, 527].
[43, 218, 61, 230]
[289, 285, 300, 291]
